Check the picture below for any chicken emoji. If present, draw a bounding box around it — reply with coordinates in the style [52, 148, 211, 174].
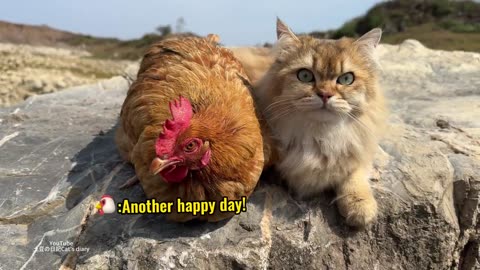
[95, 195, 116, 215]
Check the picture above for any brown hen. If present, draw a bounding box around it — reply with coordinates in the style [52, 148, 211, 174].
[115, 35, 265, 222]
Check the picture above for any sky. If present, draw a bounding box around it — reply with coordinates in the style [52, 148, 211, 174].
[0, 0, 383, 46]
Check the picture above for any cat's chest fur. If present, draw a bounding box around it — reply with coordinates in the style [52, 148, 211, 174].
[272, 115, 366, 197]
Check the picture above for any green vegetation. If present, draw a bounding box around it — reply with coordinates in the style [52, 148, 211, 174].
[310, 0, 480, 52]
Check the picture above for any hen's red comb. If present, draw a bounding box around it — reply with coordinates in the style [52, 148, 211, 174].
[155, 97, 193, 156]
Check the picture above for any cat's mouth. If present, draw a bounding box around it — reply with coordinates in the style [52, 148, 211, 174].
[295, 96, 351, 113]
[265, 95, 355, 123]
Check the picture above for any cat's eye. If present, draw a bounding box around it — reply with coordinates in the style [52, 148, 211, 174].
[297, 69, 315, 83]
[336, 72, 355, 85]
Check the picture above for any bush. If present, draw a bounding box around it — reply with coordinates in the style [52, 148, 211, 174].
[432, 0, 453, 18]
[355, 7, 387, 35]
[156, 25, 172, 36]
[440, 18, 480, 33]
[333, 19, 359, 38]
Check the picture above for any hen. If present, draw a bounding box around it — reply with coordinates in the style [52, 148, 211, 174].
[115, 35, 265, 222]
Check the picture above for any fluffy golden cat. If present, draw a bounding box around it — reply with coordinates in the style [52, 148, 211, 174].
[235, 19, 387, 227]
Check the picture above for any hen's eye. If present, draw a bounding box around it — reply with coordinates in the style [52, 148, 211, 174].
[184, 141, 198, 152]
[297, 69, 314, 83]
[337, 72, 355, 85]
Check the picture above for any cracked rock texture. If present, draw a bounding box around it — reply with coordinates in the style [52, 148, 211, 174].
[0, 40, 479, 269]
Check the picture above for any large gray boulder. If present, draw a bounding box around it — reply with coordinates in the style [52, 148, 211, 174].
[0, 40, 479, 270]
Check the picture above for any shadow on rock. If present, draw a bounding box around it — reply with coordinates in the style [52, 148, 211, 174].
[62, 122, 366, 268]
[63, 123, 235, 265]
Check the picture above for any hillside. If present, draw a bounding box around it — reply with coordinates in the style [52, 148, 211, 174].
[2, 1, 479, 59]
[0, 21, 193, 107]
[0, 20, 196, 60]
[0, 20, 77, 46]
[0, 43, 134, 107]
[309, 0, 480, 52]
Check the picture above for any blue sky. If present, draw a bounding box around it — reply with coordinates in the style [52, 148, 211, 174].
[1, 0, 382, 46]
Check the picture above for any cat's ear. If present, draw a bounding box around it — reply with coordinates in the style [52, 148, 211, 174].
[276, 18, 299, 42]
[354, 28, 382, 68]
[274, 18, 299, 59]
[354, 28, 382, 49]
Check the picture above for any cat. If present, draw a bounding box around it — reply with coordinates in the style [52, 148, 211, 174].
[250, 19, 387, 227]
[227, 46, 274, 84]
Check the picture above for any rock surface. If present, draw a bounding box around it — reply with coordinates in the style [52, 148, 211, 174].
[0, 40, 479, 269]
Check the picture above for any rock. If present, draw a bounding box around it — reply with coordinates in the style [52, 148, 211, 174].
[23, 78, 44, 91]
[0, 42, 136, 107]
[0, 40, 479, 270]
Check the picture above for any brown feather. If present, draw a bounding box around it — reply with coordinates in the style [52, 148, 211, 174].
[115, 35, 264, 222]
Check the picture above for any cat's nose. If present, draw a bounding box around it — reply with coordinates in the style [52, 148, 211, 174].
[316, 91, 333, 104]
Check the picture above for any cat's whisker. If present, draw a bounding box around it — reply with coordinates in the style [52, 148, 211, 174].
[348, 103, 364, 113]
[330, 194, 349, 205]
[295, 106, 321, 112]
[264, 99, 310, 117]
[264, 100, 293, 113]
[274, 94, 305, 99]
[264, 97, 299, 112]
[338, 113, 348, 124]
[346, 112, 369, 130]
[264, 104, 293, 116]
[346, 112, 375, 136]
[268, 105, 297, 117]
[329, 103, 351, 111]
[346, 112, 368, 128]
[270, 95, 303, 104]
[273, 95, 308, 103]
[264, 101, 294, 114]
[268, 106, 300, 122]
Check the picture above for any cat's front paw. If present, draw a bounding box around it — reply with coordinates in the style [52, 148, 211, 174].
[336, 193, 378, 227]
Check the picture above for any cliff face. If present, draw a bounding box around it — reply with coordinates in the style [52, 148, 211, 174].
[0, 40, 479, 269]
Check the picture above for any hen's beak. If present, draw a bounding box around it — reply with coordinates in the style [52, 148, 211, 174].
[95, 202, 102, 210]
[150, 157, 180, 175]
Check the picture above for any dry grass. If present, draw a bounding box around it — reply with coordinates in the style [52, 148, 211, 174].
[382, 23, 480, 52]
